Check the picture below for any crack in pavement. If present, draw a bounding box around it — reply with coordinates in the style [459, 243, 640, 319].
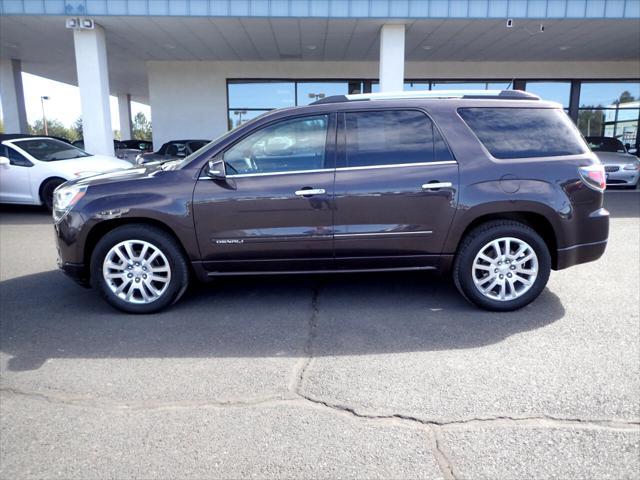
[2, 281, 638, 479]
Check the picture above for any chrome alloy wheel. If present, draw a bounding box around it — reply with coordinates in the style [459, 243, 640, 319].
[471, 237, 539, 302]
[102, 240, 171, 304]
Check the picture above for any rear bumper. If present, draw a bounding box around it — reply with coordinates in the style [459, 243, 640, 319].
[555, 239, 608, 270]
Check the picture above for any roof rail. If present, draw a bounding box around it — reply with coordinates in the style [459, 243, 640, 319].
[311, 89, 540, 105]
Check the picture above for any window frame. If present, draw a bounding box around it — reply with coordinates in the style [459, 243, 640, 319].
[335, 107, 456, 170]
[3, 144, 34, 167]
[219, 112, 337, 178]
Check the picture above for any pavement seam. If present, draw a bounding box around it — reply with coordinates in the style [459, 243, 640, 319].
[289, 283, 320, 395]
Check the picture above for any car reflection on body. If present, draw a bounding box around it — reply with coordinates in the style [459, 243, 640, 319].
[135, 139, 210, 165]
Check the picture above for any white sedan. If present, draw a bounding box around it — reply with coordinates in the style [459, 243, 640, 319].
[0, 135, 132, 209]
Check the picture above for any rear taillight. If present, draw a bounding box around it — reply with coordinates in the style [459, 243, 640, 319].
[579, 164, 606, 192]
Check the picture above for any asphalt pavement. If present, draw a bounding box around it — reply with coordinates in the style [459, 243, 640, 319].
[1, 191, 639, 479]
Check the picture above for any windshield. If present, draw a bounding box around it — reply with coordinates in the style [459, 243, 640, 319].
[13, 138, 92, 161]
[586, 137, 626, 153]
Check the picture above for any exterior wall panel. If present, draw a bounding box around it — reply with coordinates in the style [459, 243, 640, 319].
[2, 0, 639, 18]
[146, 59, 640, 147]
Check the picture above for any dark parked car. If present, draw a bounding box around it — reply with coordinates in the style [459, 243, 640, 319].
[136, 139, 210, 164]
[120, 139, 153, 152]
[54, 90, 609, 313]
[72, 139, 141, 163]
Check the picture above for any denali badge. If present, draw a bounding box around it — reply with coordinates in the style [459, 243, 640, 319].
[215, 239, 244, 244]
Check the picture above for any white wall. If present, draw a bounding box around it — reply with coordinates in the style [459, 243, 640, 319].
[147, 59, 640, 148]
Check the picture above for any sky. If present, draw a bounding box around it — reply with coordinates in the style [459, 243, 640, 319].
[1, 72, 151, 131]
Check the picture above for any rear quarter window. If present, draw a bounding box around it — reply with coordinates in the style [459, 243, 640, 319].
[458, 107, 587, 159]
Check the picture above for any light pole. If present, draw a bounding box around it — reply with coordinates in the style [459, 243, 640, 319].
[308, 92, 325, 102]
[40, 96, 50, 136]
[233, 110, 248, 127]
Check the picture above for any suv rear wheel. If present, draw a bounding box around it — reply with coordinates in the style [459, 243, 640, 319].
[90, 225, 189, 314]
[453, 221, 551, 311]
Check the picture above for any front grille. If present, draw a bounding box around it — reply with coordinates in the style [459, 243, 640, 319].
[605, 166, 620, 173]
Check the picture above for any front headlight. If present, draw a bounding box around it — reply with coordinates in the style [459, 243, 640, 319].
[53, 184, 87, 222]
[623, 162, 640, 171]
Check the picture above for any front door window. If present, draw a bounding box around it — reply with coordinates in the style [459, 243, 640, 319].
[224, 115, 329, 175]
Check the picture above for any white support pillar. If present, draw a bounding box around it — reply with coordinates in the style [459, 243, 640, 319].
[73, 23, 114, 156]
[379, 24, 405, 93]
[0, 59, 28, 133]
[117, 93, 132, 140]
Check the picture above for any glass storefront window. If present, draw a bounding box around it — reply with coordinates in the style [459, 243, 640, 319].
[578, 82, 640, 144]
[228, 81, 295, 109]
[431, 81, 511, 91]
[296, 82, 349, 105]
[404, 82, 429, 91]
[525, 81, 571, 108]
[227, 109, 270, 130]
[579, 82, 640, 108]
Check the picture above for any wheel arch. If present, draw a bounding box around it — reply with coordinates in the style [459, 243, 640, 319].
[83, 217, 191, 277]
[449, 210, 560, 269]
[38, 176, 67, 204]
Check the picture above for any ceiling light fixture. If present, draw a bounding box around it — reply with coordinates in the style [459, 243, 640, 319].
[559, 45, 572, 50]
[422, 45, 433, 50]
[305, 45, 317, 50]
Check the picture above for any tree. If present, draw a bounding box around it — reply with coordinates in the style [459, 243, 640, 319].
[578, 109, 604, 137]
[0, 118, 4, 133]
[71, 116, 83, 140]
[132, 112, 152, 141]
[29, 118, 76, 141]
[617, 90, 636, 105]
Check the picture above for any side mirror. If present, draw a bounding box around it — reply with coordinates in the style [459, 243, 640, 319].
[625, 143, 631, 151]
[0, 156, 10, 166]
[207, 159, 226, 180]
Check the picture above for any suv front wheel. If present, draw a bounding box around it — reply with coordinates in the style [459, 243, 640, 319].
[90, 225, 190, 314]
[453, 221, 551, 311]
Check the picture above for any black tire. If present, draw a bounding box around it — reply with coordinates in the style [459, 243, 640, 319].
[453, 220, 551, 311]
[40, 178, 65, 211]
[90, 224, 190, 314]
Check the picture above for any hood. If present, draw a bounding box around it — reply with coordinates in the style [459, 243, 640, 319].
[593, 151, 638, 165]
[72, 164, 163, 188]
[52, 155, 132, 176]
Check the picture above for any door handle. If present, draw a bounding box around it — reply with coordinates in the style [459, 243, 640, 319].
[295, 188, 326, 196]
[422, 182, 452, 190]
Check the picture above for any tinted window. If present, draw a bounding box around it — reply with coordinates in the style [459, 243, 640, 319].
[585, 137, 626, 153]
[12, 139, 91, 161]
[345, 110, 453, 167]
[4, 146, 33, 167]
[224, 115, 329, 174]
[458, 108, 587, 159]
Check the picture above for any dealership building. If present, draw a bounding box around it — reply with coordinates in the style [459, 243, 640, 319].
[1, 0, 639, 155]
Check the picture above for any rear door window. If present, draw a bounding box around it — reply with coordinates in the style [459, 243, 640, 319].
[344, 110, 454, 168]
[458, 107, 587, 159]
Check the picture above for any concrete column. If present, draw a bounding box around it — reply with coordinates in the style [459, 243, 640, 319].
[72, 23, 114, 156]
[117, 93, 132, 140]
[0, 59, 28, 133]
[379, 25, 405, 93]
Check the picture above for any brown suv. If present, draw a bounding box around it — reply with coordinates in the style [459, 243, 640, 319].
[53, 90, 609, 313]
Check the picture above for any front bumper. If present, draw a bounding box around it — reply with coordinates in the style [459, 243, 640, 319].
[58, 260, 90, 287]
[556, 239, 608, 270]
[605, 166, 639, 186]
